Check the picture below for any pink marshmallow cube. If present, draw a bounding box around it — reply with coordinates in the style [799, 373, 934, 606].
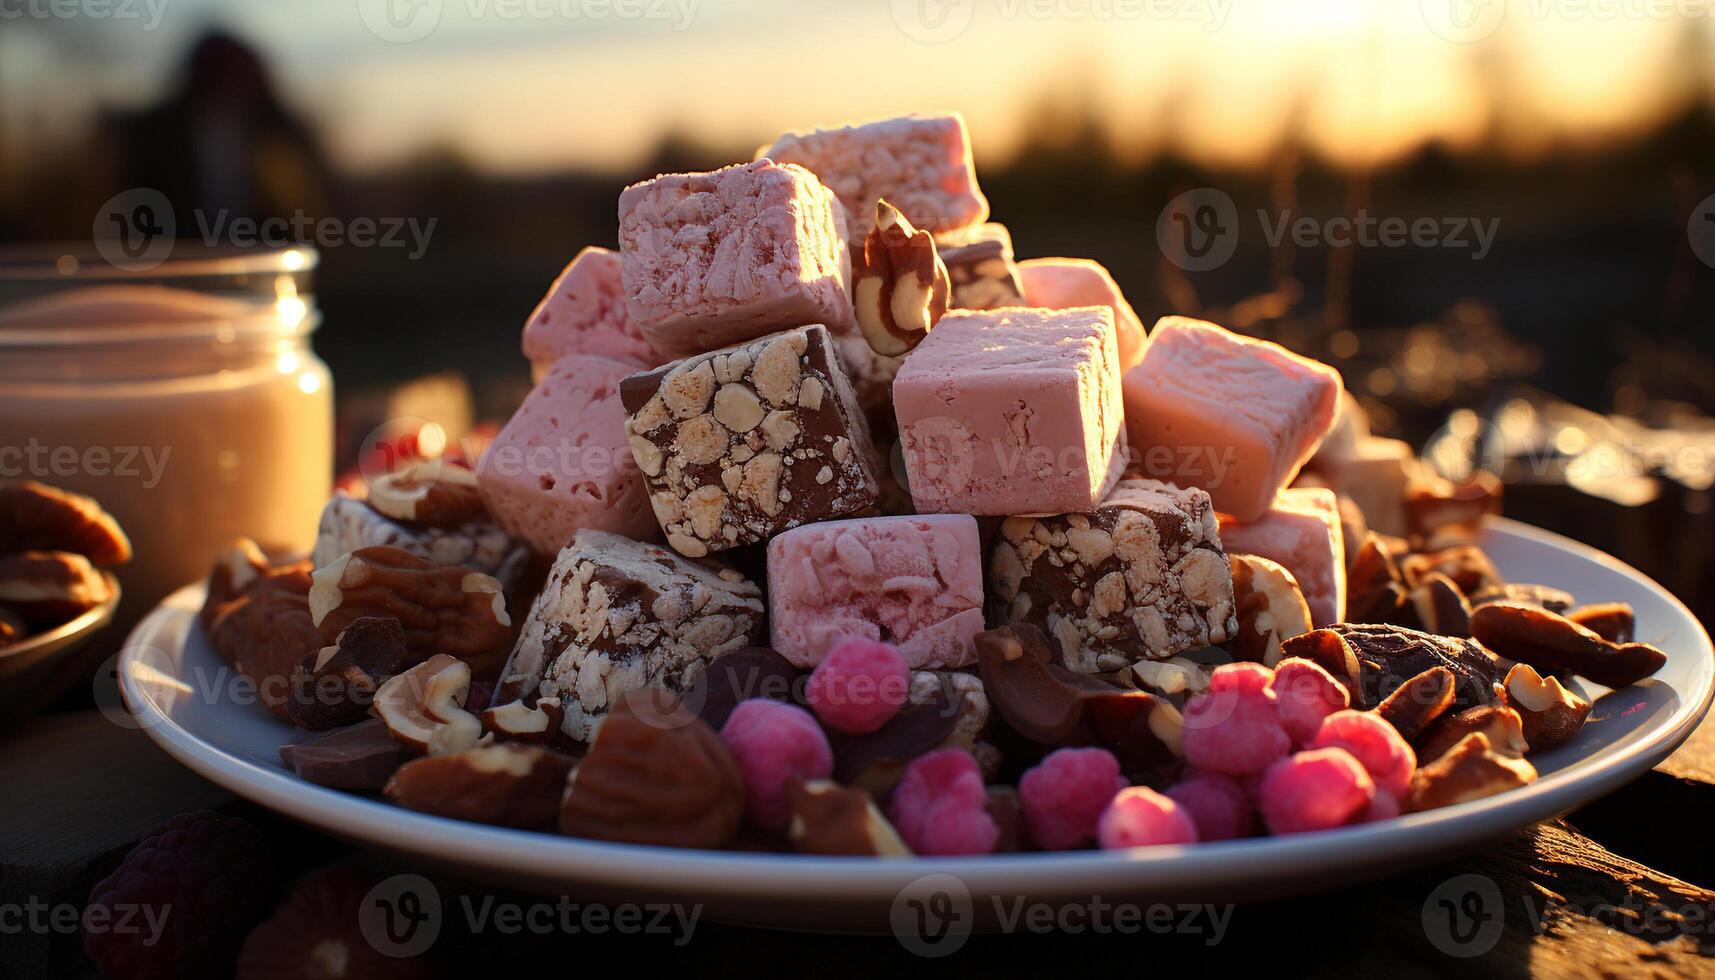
[893, 307, 1125, 516]
[476, 354, 657, 554]
[1219, 487, 1347, 627]
[760, 113, 989, 243]
[767, 514, 985, 669]
[1122, 317, 1341, 522]
[1018, 257, 1149, 372]
[521, 246, 660, 380]
[618, 160, 853, 359]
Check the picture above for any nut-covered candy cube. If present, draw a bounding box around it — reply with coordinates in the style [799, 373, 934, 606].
[618, 159, 854, 358]
[476, 353, 658, 556]
[520, 246, 660, 380]
[760, 113, 990, 245]
[893, 306, 1126, 516]
[495, 529, 764, 740]
[937, 223, 1024, 311]
[621, 324, 881, 557]
[312, 494, 528, 591]
[1019, 257, 1148, 372]
[1122, 317, 1342, 522]
[768, 514, 985, 669]
[989, 477, 1238, 673]
[1219, 487, 1346, 628]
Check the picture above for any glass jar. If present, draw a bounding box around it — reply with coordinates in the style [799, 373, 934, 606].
[0, 245, 332, 638]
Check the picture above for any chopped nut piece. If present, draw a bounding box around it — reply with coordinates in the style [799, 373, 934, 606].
[308, 546, 511, 674]
[1566, 602, 1635, 644]
[852, 199, 951, 357]
[372, 654, 482, 755]
[1418, 703, 1529, 763]
[1501, 663, 1593, 750]
[1406, 732, 1536, 812]
[1374, 666, 1457, 742]
[386, 742, 574, 828]
[786, 779, 912, 857]
[366, 461, 486, 526]
[1409, 571, 1473, 637]
[1228, 554, 1313, 666]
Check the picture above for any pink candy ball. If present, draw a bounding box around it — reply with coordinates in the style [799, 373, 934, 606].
[1018, 748, 1128, 851]
[805, 637, 911, 735]
[1097, 787, 1199, 850]
[1166, 771, 1257, 841]
[888, 749, 999, 856]
[720, 699, 834, 832]
[1310, 709, 1416, 802]
[1269, 657, 1350, 747]
[1257, 747, 1375, 835]
[1181, 663, 1291, 777]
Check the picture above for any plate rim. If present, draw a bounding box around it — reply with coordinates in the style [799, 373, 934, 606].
[119, 517, 1715, 902]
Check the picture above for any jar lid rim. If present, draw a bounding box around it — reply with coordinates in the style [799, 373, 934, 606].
[0, 243, 319, 281]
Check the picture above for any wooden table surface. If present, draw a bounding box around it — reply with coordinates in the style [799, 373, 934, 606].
[7, 700, 1715, 979]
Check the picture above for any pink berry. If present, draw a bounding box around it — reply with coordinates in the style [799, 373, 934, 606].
[720, 699, 833, 832]
[1270, 657, 1350, 747]
[805, 637, 911, 734]
[888, 749, 999, 856]
[1181, 663, 1291, 777]
[1361, 791, 1402, 823]
[1310, 709, 1416, 802]
[1018, 748, 1128, 851]
[1166, 771, 1257, 841]
[1097, 787, 1199, 850]
[1257, 747, 1375, 835]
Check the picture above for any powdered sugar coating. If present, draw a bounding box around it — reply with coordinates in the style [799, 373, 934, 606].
[1019, 257, 1148, 372]
[521, 246, 659, 379]
[721, 699, 834, 831]
[1018, 747, 1128, 851]
[1219, 486, 1347, 628]
[887, 748, 998, 856]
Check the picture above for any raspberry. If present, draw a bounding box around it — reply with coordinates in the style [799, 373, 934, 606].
[235, 867, 430, 980]
[805, 637, 910, 734]
[1269, 657, 1349, 747]
[1257, 747, 1375, 835]
[887, 749, 998, 855]
[1018, 748, 1127, 850]
[720, 699, 834, 832]
[83, 811, 274, 980]
[1181, 662, 1291, 777]
[1310, 709, 1416, 802]
[1362, 791, 1402, 823]
[1097, 787, 1198, 850]
[1166, 771, 1257, 841]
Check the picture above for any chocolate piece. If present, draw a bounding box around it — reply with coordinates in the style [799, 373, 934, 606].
[1326, 623, 1505, 713]
[852, 199, 950, 356]
[285, 617, 409, 731]
[1567, 602, 1635, 643]
[974, 624, 1182, 781]
[685, 647, 804, 730]
[621, 325, 882, 557]
[1409, 572, 1473, 637]
[785, 779, 911, 857]
[200, 538, 271, 630]
[1400, 545, 1501, 595]
[937, 223, 1024, 310]
[1374, 666, 1457, 742]
[1470, 601, 1666, 689]
[496, 529, 764, 740]
[828, 689, 962, 796]
[279, 719, 407, 790]
[1469, 582, 1574, 615]
[989, 477, 1237, 673]
[386, 743, 574, 829]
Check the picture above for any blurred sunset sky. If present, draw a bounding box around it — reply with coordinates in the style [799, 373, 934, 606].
[2, 0, 1709, 179]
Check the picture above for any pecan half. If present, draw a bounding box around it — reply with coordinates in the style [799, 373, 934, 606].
[207, 560, 325, 713]
[0, 480, 131, 565]
[308, 546, 511, 673]
[1470, 601, 1665, 689]
[0, 551, 113, 624]
[852, 199, 951, 356]
[200, 538, 271, 630]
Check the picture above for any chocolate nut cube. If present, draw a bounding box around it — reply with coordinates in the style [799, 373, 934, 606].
[312, 494, 531, 592]
[760, 113, 990, 245]
[989, 477, 1238, 673]
[621, 325, 881, 557]
[937, 223, 1024, 311]
[618, 160, 853, 358]
[496, 529, 765, 741]
[521, 246, 659, 381]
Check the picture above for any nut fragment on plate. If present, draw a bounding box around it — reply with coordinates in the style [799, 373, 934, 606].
[1374, 665, 1456, 742]
[308, 545, 511, 673]
[1406, 731, 1537, 812]
[1404, 470, 1501, 541]
[284, 616, 408, 731]
[480, 696, 564, 743]
[0, 551, 114, 623]
[852, 199, 951, 357]
[557, 689, 744, 850]
[0, 480, 132, 565]
[386, 742, 573, 828]
[1417, 703, 1529, 763]
[200, 538, 271, 629]
[372, 654, 483, 755]
[1408, 571, 1472, 637]
[1500, 662, 1593, 750]
[785, 779, 911, 857]
[1228, 553, 1313, 666]
[1345, 533, 1409, 625]
[1470, 601, 1666, 689]
[366, 460, 487, 526]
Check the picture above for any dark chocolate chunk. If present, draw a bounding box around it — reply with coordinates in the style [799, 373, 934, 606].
[279, 719, 407, 791]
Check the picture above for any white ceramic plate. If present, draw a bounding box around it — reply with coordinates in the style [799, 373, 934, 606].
[119, 519, 1713, 931]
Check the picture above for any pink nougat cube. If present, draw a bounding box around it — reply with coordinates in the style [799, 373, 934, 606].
[760, 113, 989, 243]
[1019, 258, 1149, 372]
[1219, 487, 1346, 627]
[618, 160, 853, 358]
[768, 515, 985, 669]
[476, 354, 657, 554]
[521, 246, 659, 380]
[1123, 317, 1342, 522]
[893, 307, 1125, 516]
